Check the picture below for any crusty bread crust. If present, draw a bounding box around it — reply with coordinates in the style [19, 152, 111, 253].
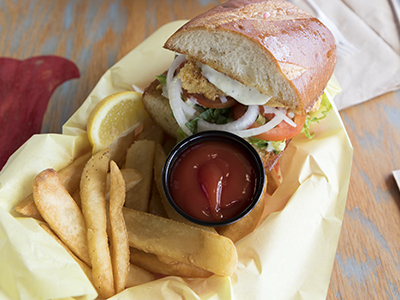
[164, 0, 336, 114]
[142, 79, 179, 139]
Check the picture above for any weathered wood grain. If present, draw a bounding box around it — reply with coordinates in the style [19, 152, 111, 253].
[0, 0, 223, 134]
[328, 91, 400, 299]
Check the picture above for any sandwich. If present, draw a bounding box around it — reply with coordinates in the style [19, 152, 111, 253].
[142, 0, 337, 171]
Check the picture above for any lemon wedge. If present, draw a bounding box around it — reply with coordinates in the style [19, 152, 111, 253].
[87, 91, 148, 154]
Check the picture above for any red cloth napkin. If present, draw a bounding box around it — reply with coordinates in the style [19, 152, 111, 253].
[0, 56, 80, 170]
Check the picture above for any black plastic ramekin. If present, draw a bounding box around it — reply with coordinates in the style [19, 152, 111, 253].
[162, 130, 265, 227]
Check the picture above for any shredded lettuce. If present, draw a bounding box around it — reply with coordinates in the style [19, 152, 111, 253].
[247, 137, 286, 154]
[177, 127, 188, 142]
[247, 137, 269, 148]
[176, 92, 333, 145]
[301, 93, 333, 139]
[175, 107, 232, 142]
[156, 74, 167, 86]
[255, 114, 267, 125]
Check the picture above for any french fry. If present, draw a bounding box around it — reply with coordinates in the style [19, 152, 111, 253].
[148, 181, 168, 218]
[71, 189, 81, 208]
[15, 196, 44, 221]
[109, 161, 130, 294]
[16, 151, 91, 220]
[73, 168, 143, 208]
[106, 168, 143, 200]
[217, 178, 268, 243]
[120, 169, 143, 192]
[123, 207, 238, 277]
[125, 140, 156, 212]
[130, 248, 212, 278]
[217, 192, 266, 243]
[162, 134, 177, 155]
[80, 149, 115, 298]
[14, 87, 286, 296]
[59, 152, 92, 193]
[266, 167, 281, 195]
[40, 224, 93, 282]
[126, 263, 156, 288]
[135, 118, 165, 144]
[108, 130, 136, 167]
[32, 169, 91, 267]
[153, 143, 217, 233]
[152, 143, 180, 220]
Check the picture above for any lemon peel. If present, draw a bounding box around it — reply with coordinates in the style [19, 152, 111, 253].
[87, 91, 148, 154]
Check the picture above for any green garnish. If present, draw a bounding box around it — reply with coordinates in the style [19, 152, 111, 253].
[302, 93, 333, 139]
[156, 74, 167, 86]
[185, 107, 232, 133]
[247, 137, 286, 154]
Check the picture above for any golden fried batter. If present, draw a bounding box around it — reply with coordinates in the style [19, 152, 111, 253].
[178, 59, 225, 100]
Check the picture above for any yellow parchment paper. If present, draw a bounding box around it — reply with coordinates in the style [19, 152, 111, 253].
[0, 20, 352, 300]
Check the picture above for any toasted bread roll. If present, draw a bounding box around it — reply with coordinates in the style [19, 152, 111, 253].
[142, 79, 179, 138]
[164, 0, 336, 114]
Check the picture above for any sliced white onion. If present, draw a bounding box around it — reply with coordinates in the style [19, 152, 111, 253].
[168, 77, 192, 136]
[197, 105, 259, 132]
[166, 54, 200, 119]
[181, 98, 198, 118]
[263, 106, 297, 127]
[188, 96, 199, 105]
[233, 114, 284, 138]
[166, 55, 295, 139]
[219, 95, 228, 103]
[166, 54, 186, 90]
[261, 106, 275, 114]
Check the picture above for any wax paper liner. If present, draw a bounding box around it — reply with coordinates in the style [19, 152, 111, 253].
[0, 20, 352, 300]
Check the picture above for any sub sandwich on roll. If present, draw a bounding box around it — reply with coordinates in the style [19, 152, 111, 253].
[142, 0, 337, 171]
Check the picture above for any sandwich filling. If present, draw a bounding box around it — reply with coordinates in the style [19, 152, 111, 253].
[158, 54, 331, 154]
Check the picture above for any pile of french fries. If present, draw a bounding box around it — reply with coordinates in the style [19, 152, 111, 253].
[15, 117, 279, 298]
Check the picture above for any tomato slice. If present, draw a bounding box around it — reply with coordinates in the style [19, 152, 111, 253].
[182, 89, 236, 109]
[233, 103, 306, 141]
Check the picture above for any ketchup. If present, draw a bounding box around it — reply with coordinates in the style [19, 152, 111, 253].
[168, 140, 256, 222]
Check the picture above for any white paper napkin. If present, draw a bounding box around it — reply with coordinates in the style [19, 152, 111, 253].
[292, 0, 400, 110]
[393, 170, 400, 191]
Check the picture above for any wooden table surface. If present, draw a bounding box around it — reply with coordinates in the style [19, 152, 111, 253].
[2, 0, 400, 299]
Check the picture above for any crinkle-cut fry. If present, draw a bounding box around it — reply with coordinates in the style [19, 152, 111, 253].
[126, 263, 156, 288]
[32, 168, 91, 267]
[153, 143, 217, 233]
[15, 151, 91, 220]
[123, 207, 237, 277]
[109, 161, 130, 294]
[130, 248, 212, 278]
[80, 149, 115, 298]
[40, 224, 93, 282]
[125, 140, 156, 212]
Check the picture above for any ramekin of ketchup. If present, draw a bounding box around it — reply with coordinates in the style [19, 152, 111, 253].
[162, 131, 265, 227]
